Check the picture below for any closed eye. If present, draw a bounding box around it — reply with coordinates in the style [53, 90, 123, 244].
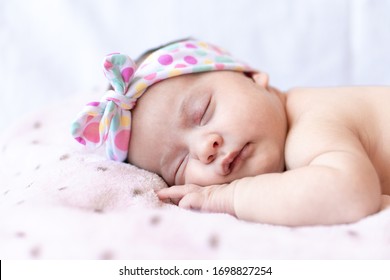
[174, 154, 188, 185]
[200, 96, 213, 126]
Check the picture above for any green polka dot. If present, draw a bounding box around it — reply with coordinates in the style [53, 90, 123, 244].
[215, 56, 234, 63]
[71, 122, 80, 134]
[111, 54, 126, 65]
[111, 114, 120, 131]
[155, 65, 165, 72]
[192, 65, 213, 73]
[195, 50, 207, 56]
[111, 78, 124, 93]
[107, 102, 116, 113]
[161, 43, 179, 51]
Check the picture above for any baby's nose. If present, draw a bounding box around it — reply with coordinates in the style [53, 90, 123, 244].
[195, 133, 223, 164]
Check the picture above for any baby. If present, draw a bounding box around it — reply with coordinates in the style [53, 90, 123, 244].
[72, 39, 390, 226]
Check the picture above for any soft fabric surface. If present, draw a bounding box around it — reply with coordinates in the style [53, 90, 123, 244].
[0, 91, 390, 259]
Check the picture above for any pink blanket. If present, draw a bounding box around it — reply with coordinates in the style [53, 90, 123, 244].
[1, 91, 389, 259]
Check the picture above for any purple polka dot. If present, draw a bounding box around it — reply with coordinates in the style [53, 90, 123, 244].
[184, 56, 197, 65]
[158, 54, 173, 65]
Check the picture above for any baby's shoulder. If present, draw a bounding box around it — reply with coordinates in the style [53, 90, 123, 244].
[283, 87, 382, 169]
[285, 87, 357, 116]
[285, 86, 390, 114]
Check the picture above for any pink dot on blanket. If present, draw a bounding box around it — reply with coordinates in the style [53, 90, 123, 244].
[83, 123, 100, 143]
[158, 54, 173, 65]
[115, 130, 130, 151]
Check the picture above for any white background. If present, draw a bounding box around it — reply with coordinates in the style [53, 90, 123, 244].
[1, 0, 389, 132]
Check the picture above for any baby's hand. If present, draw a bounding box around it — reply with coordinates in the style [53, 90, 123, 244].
[156, 183, 236, 215]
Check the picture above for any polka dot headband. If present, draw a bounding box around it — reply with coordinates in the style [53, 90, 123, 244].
[71, 39, 255, 161]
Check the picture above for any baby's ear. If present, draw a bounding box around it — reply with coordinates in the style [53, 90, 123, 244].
[251, 72, 269, 88]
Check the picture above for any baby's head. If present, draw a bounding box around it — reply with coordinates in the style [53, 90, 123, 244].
[72, 39, 287, 186]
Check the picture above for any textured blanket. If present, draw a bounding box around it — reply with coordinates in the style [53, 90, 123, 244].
[1, 91, 390, 259]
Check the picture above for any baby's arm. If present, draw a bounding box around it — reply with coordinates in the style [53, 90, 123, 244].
[232, 151, 381, 225]
[380, 195, 390, 210]
[158, 150, 382, 226]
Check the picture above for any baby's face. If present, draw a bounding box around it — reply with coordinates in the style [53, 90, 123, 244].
[128, 71, 287, 186]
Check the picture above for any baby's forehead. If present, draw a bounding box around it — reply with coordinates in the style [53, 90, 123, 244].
[142, 72, 206, 98]
[149, 70, 234, 91]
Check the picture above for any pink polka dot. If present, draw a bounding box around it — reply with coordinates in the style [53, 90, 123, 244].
[215, 63, 225, 70]
[140, 63, 149, 69]
[115, 130, 130, 151]
[144, 72, 157, 80]
[175, 63, 187, 68]
[121, 67, 134, 83]
[185, 43, 197, 49]
[87, 102, 100, 107]
[184, 56, 197, 65]
[212, 46, 223, 55]
[75, 137, 86, 145]
[83, 122, 100, 143]
[104, 60, 112, 70]
[158, 54, 173, 65]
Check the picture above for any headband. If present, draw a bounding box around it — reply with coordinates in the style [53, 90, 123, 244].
[71, 39, 255, 161]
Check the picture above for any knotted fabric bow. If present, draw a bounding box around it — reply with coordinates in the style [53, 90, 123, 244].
[71, 54, 136, 161]
[71, 39, 255, 162]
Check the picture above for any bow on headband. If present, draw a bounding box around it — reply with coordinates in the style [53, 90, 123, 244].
[71, 54, 136, 161]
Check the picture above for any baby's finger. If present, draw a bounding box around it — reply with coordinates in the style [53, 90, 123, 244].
[178, 193, 204, 210]
[156, 186, 183, 200]
[156, 184, 199, 200]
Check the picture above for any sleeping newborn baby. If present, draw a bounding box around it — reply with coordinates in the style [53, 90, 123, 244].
[72, 39, 390, 226]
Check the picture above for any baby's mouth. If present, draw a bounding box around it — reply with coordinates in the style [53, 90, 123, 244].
[221, 143, 250, 176]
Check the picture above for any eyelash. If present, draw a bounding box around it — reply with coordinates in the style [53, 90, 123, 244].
[199, 96, 211, 126]
[175, 154, 187, 185]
